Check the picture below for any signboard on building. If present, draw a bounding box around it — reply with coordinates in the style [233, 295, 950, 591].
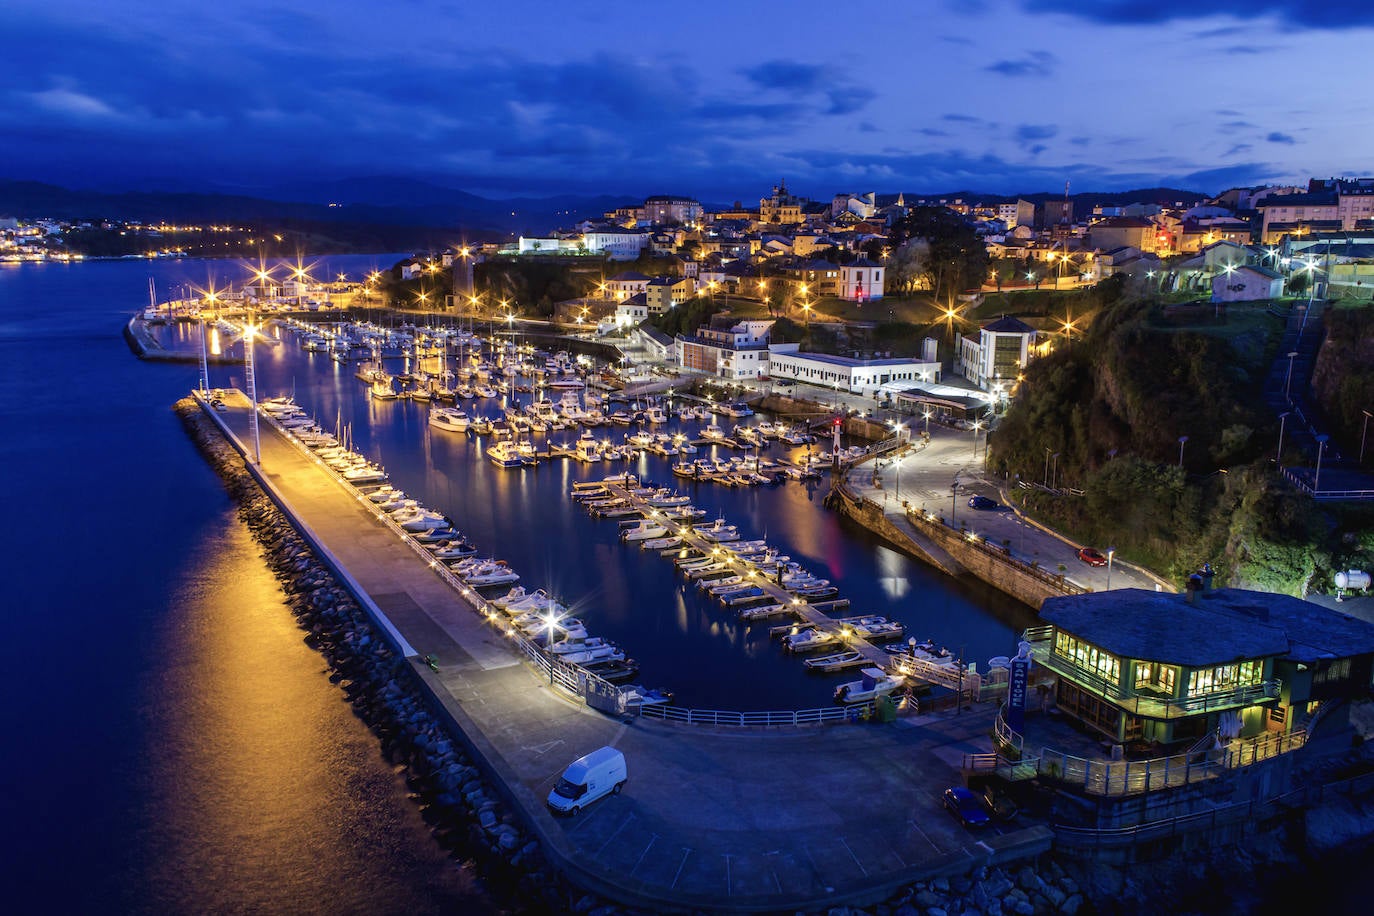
[1006, 656, 1030, 731]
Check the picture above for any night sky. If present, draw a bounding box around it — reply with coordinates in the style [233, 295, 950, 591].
[6, 0, 1372, 200]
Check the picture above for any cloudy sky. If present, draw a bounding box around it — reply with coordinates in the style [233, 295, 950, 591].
[5, 0, 1373, 201]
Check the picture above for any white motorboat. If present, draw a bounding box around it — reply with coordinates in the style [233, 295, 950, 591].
[343, 464, 387, 483]
[369, 378, 399, 400]
[492, 586, 534, 610]
[501, 590, 563, 615]
[622, 521, 669, 543]
[695, 518, 739, 542]
[430, 540, 477, 560]
[553, 641, 624, 665]
[367, 485, 402, 503]
[643, 405, 668, 424]
[465, 567, 521, 587]
[700, 424, 725, 440]
[394, 508, 449, 531]
[834, 668, 905, 704]
[620, 685, 673, 707]
[782, 627, 841, 653]
[429, 406, 470, 433]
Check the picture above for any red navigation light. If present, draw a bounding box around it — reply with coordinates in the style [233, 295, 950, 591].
[832, 417, 843, 427]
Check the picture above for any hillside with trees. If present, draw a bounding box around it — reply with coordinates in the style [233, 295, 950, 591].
[989, 286, 1374, 594]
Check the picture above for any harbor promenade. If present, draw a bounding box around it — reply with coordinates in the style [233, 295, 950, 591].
[201, 392, 1052, 912]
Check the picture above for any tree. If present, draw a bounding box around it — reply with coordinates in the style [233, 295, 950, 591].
[889, 206, 988, 305]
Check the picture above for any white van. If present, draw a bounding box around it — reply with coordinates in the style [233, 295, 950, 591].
[546, 746, 627, 815]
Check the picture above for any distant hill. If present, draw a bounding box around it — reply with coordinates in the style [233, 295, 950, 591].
[0, 178, 636, 238]
[880, 187, 1208, 209]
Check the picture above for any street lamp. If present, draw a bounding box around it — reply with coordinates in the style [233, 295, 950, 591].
[1178, 435, 1188, 469]
[971, 419, 983, 461]
[923, 410, 932, 435]
[242, 317, 262, 465]
[951, 480, 959, 524]
[1106, 546, 1116, 590]
[1361, 409, 1372, 465]
[1277, 411, 1290, 466]
[1285, 350, 1299, 402]
[1051, 451, 1060, 489]
[1315, 434, 1329, 493]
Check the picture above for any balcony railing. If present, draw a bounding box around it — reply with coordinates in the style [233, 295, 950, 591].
[1025, 639, 1280, 719]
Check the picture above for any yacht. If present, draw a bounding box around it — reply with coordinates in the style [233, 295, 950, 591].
[485, 440, 525, 468]
[369, 378, 399, 400]
[643, 405, 668, 424]
[428, 406, 470, 433]
[700, 424, 725, 440]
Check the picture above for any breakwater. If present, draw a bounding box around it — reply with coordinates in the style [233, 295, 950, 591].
[173, 397, 619, 915]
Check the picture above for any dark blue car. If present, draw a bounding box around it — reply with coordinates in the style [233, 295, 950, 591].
[967, 495, 1000, 511]
[942, 787, 992, 828]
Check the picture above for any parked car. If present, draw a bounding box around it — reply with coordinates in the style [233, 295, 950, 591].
[967, 495, 1000, 511]
[980, 784, 1019, 821]
[1077, 547, 1109, 567]
[942, 786, 991, 828]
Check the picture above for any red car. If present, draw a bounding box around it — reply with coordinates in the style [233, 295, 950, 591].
[1078, 547, 1108, 566]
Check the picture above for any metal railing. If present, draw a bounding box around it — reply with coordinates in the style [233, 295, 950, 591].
[639, 702, 875, 727]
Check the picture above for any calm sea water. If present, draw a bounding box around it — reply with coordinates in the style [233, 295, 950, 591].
[0, 255, 1034, 910]
[0, 256, 491, 913]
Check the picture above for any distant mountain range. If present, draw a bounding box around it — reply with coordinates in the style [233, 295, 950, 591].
[1, 176, 1211, 240]
[0, 178, 637, 239]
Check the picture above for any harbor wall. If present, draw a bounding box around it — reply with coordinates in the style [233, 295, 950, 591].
[173, 398, 599, 914]
[830, 484, 1075, 610]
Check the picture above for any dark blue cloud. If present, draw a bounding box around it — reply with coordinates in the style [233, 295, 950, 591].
[826, 87, 876, 115]
[942, 114, 982, 123]
[1267, 131, 1297, 144]
[1020, 1, 1374, 29]
[743, 61, 826, 93]
[984, 51, 1056, 77]
[1223, 143, 1253, 157]
[1016, 124, 1059, 142]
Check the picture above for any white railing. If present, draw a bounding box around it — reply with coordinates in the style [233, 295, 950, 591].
[639, 702, 874, 727]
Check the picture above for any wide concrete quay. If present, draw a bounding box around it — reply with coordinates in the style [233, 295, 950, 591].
[201, 392, 1052, 913]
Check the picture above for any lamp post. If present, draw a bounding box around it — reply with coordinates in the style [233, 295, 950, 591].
[1277, 411, 1290, 466]
[1106, 546, 1116, 590]
[1044, 446, 1052, 486]
[243, 317, 262, 465]
[1361, 409, 1372, 465]
[1051, 451, 1060, 490]
[1177, 435, 1188, 469]
[1285, 350, 1299, 402]
[1315, 434, 1329, 493]
[951, 480, 959, 525]
[971, 419, 983, 462]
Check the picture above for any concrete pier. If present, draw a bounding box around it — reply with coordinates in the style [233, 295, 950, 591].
[197, 391, 1052, 913]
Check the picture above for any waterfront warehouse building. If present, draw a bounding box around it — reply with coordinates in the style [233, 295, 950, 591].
[1032, 587, 1374, 748]
[766, 344, 941, 395]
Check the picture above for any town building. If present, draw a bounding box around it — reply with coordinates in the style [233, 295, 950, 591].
[641, 196, 703, 227]
[957, 316, 1037, 392]
[582, 227, 648, 260]
[1032, 585, 1374, 748]
[839, 259, 885, 301]
[766, 345, 941, 395]
[644, 276, 694, 314]
[604, 271, 652, 299]
[1211, 264, 1285, 302]
[676, 319, 774, 380]
[759, 180, 807, 226]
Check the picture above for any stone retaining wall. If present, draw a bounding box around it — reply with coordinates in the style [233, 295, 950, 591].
[830, 484, 1071, 610]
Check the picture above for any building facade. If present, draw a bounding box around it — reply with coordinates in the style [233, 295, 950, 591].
[676, 319, 773, 380]
[766, 345, 941, 394]
[957, 316, 1036, 391]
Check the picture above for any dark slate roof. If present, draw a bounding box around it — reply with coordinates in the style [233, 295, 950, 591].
[637, 321, 672, 346]
[847, 258, 881, 268]
[1237, 265, 1284, 280]
[1093, 216, 1155, 229]
[609, 271, 651, 281]
[1040, 587, 1374, 666]
[981, 316, 1036, 334]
